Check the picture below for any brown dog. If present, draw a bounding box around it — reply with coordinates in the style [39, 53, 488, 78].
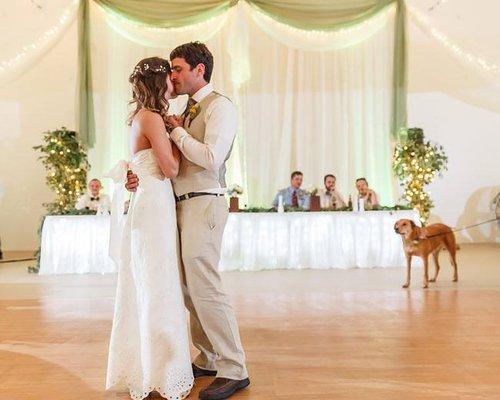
[394, 219, 459, 289]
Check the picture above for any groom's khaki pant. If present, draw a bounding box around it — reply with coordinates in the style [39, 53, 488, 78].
[176, 195, 248, 380]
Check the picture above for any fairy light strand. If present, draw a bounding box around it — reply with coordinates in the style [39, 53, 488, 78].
[408, 4, 500, 76]
[0, 0, 79, 78]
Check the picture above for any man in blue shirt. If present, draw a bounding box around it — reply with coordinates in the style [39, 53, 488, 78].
[272, 171, 310, 210]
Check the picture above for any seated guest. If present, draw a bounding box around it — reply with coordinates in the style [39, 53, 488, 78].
[76, 178, 111, 212]
[319, 174, 346, 209]
[355, 177, 379, 209]
[273, 171, 310, 209]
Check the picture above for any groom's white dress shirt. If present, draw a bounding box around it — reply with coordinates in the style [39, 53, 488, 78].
[170, 83, 237, 195]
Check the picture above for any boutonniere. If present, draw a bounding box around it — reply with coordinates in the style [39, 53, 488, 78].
[187, 103, 201, 127]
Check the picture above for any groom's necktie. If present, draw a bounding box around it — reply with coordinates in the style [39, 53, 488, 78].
[184, 97, 197, 118]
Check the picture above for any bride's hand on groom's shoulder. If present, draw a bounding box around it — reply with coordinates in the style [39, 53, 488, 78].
[165, 115, 184, 131]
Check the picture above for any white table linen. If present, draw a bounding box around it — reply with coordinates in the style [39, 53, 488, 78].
[219, 211, 420, 271]
[39, 211, 420, 274]
[39, 215, 116, 275]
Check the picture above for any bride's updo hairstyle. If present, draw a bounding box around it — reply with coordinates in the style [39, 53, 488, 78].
[127, 57, 171, 125]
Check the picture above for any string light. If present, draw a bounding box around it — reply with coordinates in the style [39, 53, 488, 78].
[102, 4, 228, 33]
[393, 128, 448, 224]
[408, 4, 500, 76]
[0, 0, 79, 81]
[33, 127, 90, 214]
[428, 0, 447, 12]
[249, 2, 394, 45]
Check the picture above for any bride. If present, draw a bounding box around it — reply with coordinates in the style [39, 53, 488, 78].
[105, 57, 193, 400]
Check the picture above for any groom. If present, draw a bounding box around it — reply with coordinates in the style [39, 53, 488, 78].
[126, 42, 249, 400]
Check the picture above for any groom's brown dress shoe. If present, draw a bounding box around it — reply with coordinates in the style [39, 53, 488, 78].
[198, 377, 250, 400]
[192, 363, 217, 379]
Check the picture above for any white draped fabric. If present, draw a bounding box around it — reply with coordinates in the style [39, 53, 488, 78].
[241, 8, 396, 207]
[100, 4, 228, 49]
[39, 215, 116, 274]
[247, 2, 395, 52]
[38, 210, 420, 275]
[88, 1, 396, 208]
[220, 210, 420, 271]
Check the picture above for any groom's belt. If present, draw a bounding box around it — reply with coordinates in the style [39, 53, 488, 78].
[175, 192, 224, 203]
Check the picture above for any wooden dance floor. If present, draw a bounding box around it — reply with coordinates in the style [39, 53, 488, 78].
[1, 243, 499, 399]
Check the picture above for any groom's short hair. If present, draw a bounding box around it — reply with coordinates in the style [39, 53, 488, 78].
[170, 42, 214, 83]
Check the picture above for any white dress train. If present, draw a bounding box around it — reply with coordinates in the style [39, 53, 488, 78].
[105, 149, 193, 400]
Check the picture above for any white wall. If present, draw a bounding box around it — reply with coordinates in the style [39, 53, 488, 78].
[0, 8, 79, 251]
[407, 20, 500, 243]
[0, 1, 499, 250]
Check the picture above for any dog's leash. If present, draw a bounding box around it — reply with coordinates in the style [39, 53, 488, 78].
[417, 217, 499, 240]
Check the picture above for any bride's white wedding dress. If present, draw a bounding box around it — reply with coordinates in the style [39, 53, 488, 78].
[105, 148, 193, 400]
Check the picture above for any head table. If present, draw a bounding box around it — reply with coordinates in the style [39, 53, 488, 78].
[39, 210, 420, 275]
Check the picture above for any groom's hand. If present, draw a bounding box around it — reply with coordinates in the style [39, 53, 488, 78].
[125, 170, 139, 192]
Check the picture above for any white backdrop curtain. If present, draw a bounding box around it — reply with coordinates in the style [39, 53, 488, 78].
[242, 4, 395, 206]
[247, 2, 395, 52]
[88, 1, 396, 207]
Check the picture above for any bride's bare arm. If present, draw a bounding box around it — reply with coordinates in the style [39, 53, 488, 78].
[171, 142, 181, 166]
[139, 111, 179, 178]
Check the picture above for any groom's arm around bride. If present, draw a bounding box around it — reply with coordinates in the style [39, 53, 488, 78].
[166, 94, 236, 173]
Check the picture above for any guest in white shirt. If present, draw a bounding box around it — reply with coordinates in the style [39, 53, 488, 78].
[319, 174, 346, 209]
[75, 178, 110, 212]
[356, 177, 379, 209]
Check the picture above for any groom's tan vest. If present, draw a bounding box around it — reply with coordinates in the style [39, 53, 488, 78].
[171, 92, 234, 197]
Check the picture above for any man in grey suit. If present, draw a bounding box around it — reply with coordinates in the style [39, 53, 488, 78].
[272, 170, 310, 209]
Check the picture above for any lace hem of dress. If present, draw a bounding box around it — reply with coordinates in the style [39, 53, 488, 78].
[108, 375, 194, 400]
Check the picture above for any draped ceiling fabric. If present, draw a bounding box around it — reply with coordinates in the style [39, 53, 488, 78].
[79, 0, 407, 206]
[94, 0, 235, 27]
[78, 0, 96, 148]
[250, 0, 396, 30]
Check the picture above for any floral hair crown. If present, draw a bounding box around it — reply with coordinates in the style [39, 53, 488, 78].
[131, 62, 169, 79]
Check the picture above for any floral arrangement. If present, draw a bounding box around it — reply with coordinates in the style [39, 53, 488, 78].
[187, 103, 201, 126]
[306, 186, 318, 196]
[393, 127, 448, 224]
[33, 127, 90, 214]
[29, 128, 91, 273]
[227, 184, 244, 197]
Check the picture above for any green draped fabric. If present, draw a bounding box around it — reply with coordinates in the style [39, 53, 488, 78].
[248, 0, 407, 139]
[248, 0, 396, 30]
[79, 0, 407, 147]
[78, 0, 95, 148]
[393, 0, 407, 140]
[94, 0, 234, 27]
